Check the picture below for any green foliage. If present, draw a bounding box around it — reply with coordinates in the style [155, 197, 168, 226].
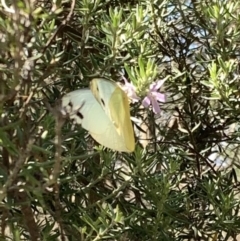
[1, 0, 240, 240]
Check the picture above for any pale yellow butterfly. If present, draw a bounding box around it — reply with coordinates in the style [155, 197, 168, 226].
[62, 78, 135, 152]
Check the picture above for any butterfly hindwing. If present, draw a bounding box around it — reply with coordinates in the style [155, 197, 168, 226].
[108, 86, 135, 152]
[91, 78, 135, 152]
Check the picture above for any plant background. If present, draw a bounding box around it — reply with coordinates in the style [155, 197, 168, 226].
[1, 0, 240, 240]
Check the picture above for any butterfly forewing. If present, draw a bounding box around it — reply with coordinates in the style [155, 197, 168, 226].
[90, 78, 116, 118]
[62, 89, 109, 135]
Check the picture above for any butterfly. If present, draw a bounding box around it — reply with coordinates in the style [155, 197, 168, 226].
[62, 78, 135, 152]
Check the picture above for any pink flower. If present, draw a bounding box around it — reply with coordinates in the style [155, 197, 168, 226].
[121, 76, 140, 103]
[142, 80, 165, 114]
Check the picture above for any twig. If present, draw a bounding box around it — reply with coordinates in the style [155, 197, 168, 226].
[44, 100, 65, 187]
[175, 107, 202, 177]
[19, 192, 41, 241]
[44, 101, 66, 241]
[0, 138, 35, 202]
[42, 0, 76, 54]
[0, 207, 9, 238]
[53, 183, 66, 241]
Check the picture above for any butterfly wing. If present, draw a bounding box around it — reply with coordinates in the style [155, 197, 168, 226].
[90, 78, 135, 152]
[62, 89, 108, 135]
[90, 127, 133, 152]
[108, 86, 135, 152]
[90, 78, 115, 118]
